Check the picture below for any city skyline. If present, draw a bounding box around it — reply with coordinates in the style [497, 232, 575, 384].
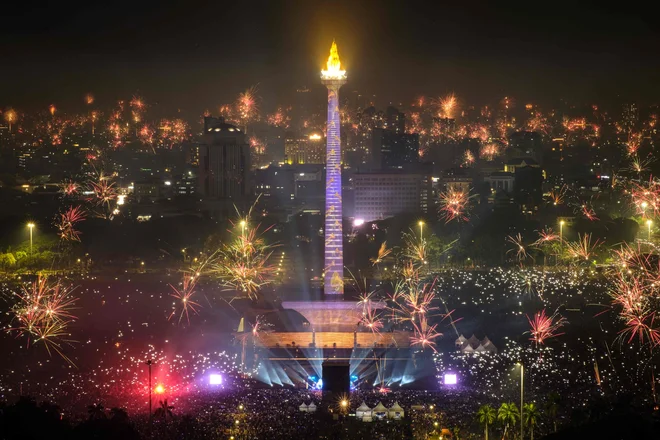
[2, 4, 660, 439]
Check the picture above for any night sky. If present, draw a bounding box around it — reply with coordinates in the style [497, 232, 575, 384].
[2, 0, 660, 112]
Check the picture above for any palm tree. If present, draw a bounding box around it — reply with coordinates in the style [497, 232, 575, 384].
[497, 402, 519, 440]
[87, 403, 106, 420]
[477, 404, 497, 440]
[523, 402, 540, 440]
[154, 399, 174, 421]
[545, 392, 560, 433]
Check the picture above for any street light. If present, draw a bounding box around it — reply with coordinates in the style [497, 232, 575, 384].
[27, 222, 35, 255]
[145, 359, 153, 424]
[516, 362, 524, 440]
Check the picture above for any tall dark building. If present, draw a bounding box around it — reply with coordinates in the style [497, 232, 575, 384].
[514, 165, 543, 213]
[198, 117, 250, 200]
[293, 86, 312, 130]
[372, 128, 419, 170]
[384, 106, 405, 133]
[509, 131, 543, 162]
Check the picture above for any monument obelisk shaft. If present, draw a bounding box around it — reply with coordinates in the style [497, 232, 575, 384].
[321, 41, 347, 296]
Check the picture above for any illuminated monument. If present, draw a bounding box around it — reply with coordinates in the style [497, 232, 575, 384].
[321, 41, 347, 296]
[238, 42, 426, 390]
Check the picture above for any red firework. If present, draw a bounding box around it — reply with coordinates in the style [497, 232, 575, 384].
[566, 233, 601, 262]
[439, 188, 471, 223]
[360, 304, 384, 335]
[60, 180, 79, 196]
[87, 175, 117, 209]
[527, 309, 566, 345]
[610, 271, 660, 346]
[8, 276, 78, 363]
[56, 206, 86, 242]
[533, 228, 559, 248]
[630, 179, 660, 218]
[410, 316, 442, 352]
[581, 204, 598, 221]
[168, 272, 202, 325]
[619, 311, 660, 346]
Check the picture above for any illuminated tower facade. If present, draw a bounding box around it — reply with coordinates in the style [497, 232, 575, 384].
[321, 41, 347, 296]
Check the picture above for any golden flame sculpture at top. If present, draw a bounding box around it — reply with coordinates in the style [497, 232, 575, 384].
[321, 40, 346, 80]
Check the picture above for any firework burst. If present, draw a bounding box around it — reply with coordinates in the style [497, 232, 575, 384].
[581, 204, 599, 221]
[159, 119, 189, 147]
[4, 108, 17, 130]
[436, 93, 458, 119]
[410, 316, 442, 352]
[629, 179, 660, 218]
[626, 132, 642, 156]
[266, 106, 290, 128]
[547, 186, 567, 206]
[168, 272, 203, 325]
[211, 203, 276, 299]
[566, 233, 601, 262]
[628, 155, 653, 176]
[527, 309, 566, 346]
[236, 85, 260, 128]
[8, 276, 78, 363]
[56, 206, 86, 242]
[403, 231, 427, 266]
[86, 173, 118, 213]
[506, 234, 529, 262]
[480, 142, 500, 161]
[438, 187, 471, 223]
[609, 271, 660, 347]
[463, 150, 475, 166]
[251, 315, 273, 339]
[370, 241, 393, 266]
[361, 303, 384, 334]
[388, 273, 439, 322]
[60, 180, 79, 196]
[533, 228, 559, 248]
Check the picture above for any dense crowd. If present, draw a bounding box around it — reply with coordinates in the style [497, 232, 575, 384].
[0, 267, 658, 438]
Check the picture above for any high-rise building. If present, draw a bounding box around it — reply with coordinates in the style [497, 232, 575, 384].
[321, 41, 347, 296]
[371, 128, 419, 170]
[293, 86, 312, 130]
[384, 106, 405, 133]
[353, 172, 432, 222]
[198, 116, 250, 199]
[622, 103, 639, 132]
[284, 130, 325, 165]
